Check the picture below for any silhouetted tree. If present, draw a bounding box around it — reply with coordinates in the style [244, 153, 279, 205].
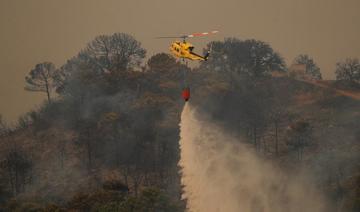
[294, 54, 322, 80]
[55, 33, 146, 98]
[84, 33, 146, 73]
[25, 62, 57, 103]
[202, 38, 286, 80]
[335, 58, 360, 84]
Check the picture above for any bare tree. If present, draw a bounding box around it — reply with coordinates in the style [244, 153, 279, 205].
[335, 58, 360, 84]
[84, 33, 146, 73]
[25, 62, 57, 103]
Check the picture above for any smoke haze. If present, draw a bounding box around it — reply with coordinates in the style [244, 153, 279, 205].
[2, 0, 360, 122]
[179, 104, 328, 212]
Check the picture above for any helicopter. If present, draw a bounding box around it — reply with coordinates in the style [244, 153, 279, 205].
[157, 30, 218, 61]
[157, 30, 219, 101]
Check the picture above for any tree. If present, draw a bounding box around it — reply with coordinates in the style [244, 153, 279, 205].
[76, 119, 98, 175]
[286, 120, 313, 161]
[25, 62, 56, 103]
[54, 33, 147, 97]
[147, 53, 177, 73]
[0, 150, 32, 196]
[146, 53, 185, 96]
[335, 58, 360, 84]
[83, 33, 146, 73]
[241, 86, 272, 152]
[268, 104, 288, 157]
[201, 38, 286, 79]
[293, 54, 322, 80]
[53, 56, 98, 99]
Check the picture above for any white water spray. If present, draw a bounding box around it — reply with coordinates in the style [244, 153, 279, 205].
[178, 104, 327, 212]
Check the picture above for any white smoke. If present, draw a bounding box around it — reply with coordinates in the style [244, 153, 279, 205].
[178, 104, 328, 212]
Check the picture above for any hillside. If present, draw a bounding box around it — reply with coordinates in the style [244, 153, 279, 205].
[0, 35, 359, 211]
[1, 72, 359, 211]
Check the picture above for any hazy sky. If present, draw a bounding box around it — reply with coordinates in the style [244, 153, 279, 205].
[1, 0, 359, 122]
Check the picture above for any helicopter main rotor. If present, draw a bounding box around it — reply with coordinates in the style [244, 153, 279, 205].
[156, 30, 219, 42]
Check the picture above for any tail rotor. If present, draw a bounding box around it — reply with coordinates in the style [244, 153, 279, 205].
[204, 43, 213, 61]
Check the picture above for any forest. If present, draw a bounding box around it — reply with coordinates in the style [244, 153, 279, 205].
[0, 33, 359, 211]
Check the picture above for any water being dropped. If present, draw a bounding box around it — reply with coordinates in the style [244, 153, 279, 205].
[178, 104, 327, 212]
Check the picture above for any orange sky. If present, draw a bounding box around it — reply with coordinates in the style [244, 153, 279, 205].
[0, 0, 359, 122]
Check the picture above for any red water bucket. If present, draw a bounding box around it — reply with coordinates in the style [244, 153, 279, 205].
[182, 87, 190, 101]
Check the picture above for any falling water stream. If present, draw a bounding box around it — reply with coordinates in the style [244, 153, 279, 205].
[178, 104, 327, 212]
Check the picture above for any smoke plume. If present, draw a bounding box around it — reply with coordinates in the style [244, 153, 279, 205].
[178, 104, 328, 212]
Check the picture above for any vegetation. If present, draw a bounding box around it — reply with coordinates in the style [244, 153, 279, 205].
[25, 62, 57, 103]
[293, 54, 322, 80]
[201, 38, 286, 78]
[335, 58, 360, 85]
[0, 32, 359, 211]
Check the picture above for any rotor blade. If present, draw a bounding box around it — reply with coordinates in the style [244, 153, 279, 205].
[186, 30, 219, 38]
[155, 36, 183, 39]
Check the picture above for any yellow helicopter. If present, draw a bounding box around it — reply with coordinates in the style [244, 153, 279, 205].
[157, 30, 219, 61]
[157, 30, 219, 101]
